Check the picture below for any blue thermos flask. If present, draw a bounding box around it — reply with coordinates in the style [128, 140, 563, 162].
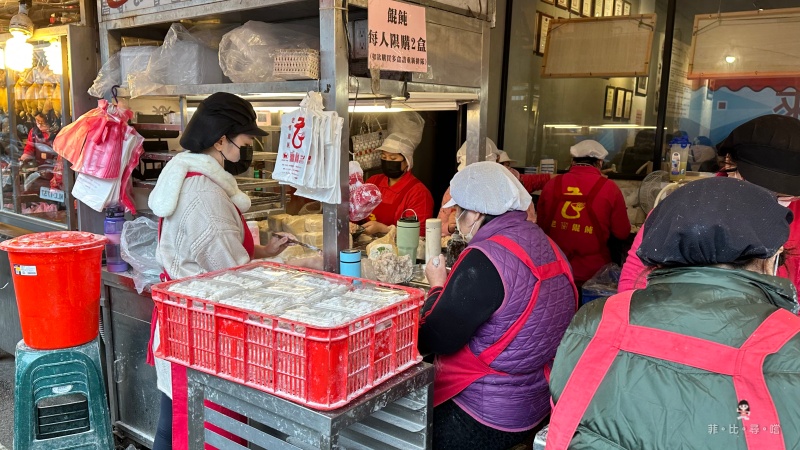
[340, 249, 362, 278]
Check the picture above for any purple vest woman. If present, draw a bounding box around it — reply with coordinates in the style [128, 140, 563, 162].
[421, 161, 578, 450]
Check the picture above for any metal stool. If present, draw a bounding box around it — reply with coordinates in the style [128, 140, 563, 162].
[14, 339, 113, 450]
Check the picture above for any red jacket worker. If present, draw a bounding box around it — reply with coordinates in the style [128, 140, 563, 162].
[537, 140, 630, 285]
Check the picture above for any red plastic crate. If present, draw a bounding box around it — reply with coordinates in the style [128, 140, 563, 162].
[152, 261, 424, 410]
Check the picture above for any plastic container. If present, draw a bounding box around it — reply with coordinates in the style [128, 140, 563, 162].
[104, 207, 128, 272]
[339, 249, 362, 277]
[669, 136, 691, 181]
[151, 261, 424, 410]
[0, 232, 107, 349]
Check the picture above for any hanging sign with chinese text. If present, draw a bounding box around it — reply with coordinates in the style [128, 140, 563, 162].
[368, 0, 428, 73]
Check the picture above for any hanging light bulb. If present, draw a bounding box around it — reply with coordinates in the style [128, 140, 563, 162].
[9, 1, 34, 40]
[5, 36, 33, 72]
[43, 40, 62, 75]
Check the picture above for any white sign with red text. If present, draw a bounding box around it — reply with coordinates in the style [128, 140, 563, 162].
[368, 0, 428, 73]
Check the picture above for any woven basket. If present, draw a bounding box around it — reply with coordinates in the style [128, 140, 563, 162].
[273, 48, 320, 80]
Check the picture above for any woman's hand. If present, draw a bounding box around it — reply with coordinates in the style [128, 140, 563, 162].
[425, 254, 447, 288]
[362, 221, 389, 235]
[255, 233, 294, 259]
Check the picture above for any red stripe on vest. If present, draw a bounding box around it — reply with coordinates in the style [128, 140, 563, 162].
[547, 291, 800, 450]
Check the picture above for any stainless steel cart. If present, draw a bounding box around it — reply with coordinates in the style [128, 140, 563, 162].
[186, 363, 434, 450]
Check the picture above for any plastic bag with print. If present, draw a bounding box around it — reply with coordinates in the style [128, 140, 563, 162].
[349, 161, 382, 221]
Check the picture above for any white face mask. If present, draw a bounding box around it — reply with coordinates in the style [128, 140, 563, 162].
[456, 210, 478, 242]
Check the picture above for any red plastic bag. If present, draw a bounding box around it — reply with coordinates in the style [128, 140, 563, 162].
[52, 100, 110, 164]
[349, 161, 381, 222]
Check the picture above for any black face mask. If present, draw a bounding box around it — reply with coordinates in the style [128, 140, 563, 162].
[381, 159, 405, 179]
[223, 143, 253, 176]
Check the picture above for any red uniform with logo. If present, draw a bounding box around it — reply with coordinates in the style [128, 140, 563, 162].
[536, 165, 630, 283]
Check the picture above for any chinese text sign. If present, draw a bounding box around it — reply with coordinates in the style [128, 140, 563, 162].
[368, 0, 428, 73]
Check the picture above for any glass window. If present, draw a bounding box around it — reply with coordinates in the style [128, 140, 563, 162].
[0, 40, 69, 225]
[502, 0, 800, 179]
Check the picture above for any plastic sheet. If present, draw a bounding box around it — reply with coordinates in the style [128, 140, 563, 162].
[581, 263, 621, 305]
[349, 161, 382, 221]
[88, 53, 120, 99]
[128, 23, 226, 97]
[120, 216, 161, 293]
[218, 20, 319, 83]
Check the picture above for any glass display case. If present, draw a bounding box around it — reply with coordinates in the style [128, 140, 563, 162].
[0, 25, 97, 232]
[0, 39, 70, 226]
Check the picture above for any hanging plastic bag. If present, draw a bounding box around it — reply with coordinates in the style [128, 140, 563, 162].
[52, 100, 111, 164]
[120, 216, 161, 293]
[349, 161, 381, 221]
[273, 93, 322, 185]
[71, 118, 144, 213]
[71, 105, 134, 179]
[88, 53, 121, 98]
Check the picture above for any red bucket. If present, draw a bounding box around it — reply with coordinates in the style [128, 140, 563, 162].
[0, 231, 107, 350]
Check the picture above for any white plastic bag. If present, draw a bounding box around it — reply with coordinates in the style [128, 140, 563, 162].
[218, 20, 319, 83]
[120, 216, 161, 293]
[128, 23, 225, 97]
[272, 92, 342, 204]
[88, 54, 121, 98]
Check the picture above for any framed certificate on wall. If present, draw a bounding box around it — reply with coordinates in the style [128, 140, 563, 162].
[582, 0, 593, 16]
[593, 0, 603, 17]
[614, 87, 625, 119]
[557, 0, 568, 10]
[537, 13, 554, 56]
[623, 0, 632, 15]
[603, 0, 613, 16]
[614, 0, 623, 16]
[603, 86, 616, 119]
[570, 0, 582, 15]
[623, 89, 633, 120]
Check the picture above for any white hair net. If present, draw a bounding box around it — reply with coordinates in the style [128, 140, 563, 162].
[456, 138, 498, 171]
[377, 112, 425, 169]
[443, 161, 532, 215]
[570, 139, 608, 159]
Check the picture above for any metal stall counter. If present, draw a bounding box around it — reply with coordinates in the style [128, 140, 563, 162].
[99, 268, 161, 448]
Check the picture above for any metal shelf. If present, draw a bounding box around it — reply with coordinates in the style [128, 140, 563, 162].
[234, 177, 280, 190]
[115, 81, 320, 99]
[251, 152, 278, 162]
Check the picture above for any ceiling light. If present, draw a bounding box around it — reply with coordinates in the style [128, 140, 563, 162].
[9, 1, 33, 40]
[725, 55, 736, 63]
[5, 36, 33, 72]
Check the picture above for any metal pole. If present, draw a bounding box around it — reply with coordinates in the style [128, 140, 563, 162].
[465, 20, 491, 166]
[320, 0, 351, 273]
[497, 0, 513, 150]
[653, 0, 676, 169]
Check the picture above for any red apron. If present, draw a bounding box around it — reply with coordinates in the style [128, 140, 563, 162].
[550, 175, 608, 260]
[547, 291, 800, 450]
[433, 234, 578, 407]
[146, 172, 254, 450]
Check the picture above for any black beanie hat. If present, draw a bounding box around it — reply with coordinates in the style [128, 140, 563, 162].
[717, 114, 800, 196]
[180, 92, 267, 152]
[637, 177, 793, 267]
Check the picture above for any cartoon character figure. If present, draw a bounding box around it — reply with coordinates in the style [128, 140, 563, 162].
[737, 400, 750, 420]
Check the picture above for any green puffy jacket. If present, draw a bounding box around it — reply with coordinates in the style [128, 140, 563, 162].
[549, 267, 800, 449]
